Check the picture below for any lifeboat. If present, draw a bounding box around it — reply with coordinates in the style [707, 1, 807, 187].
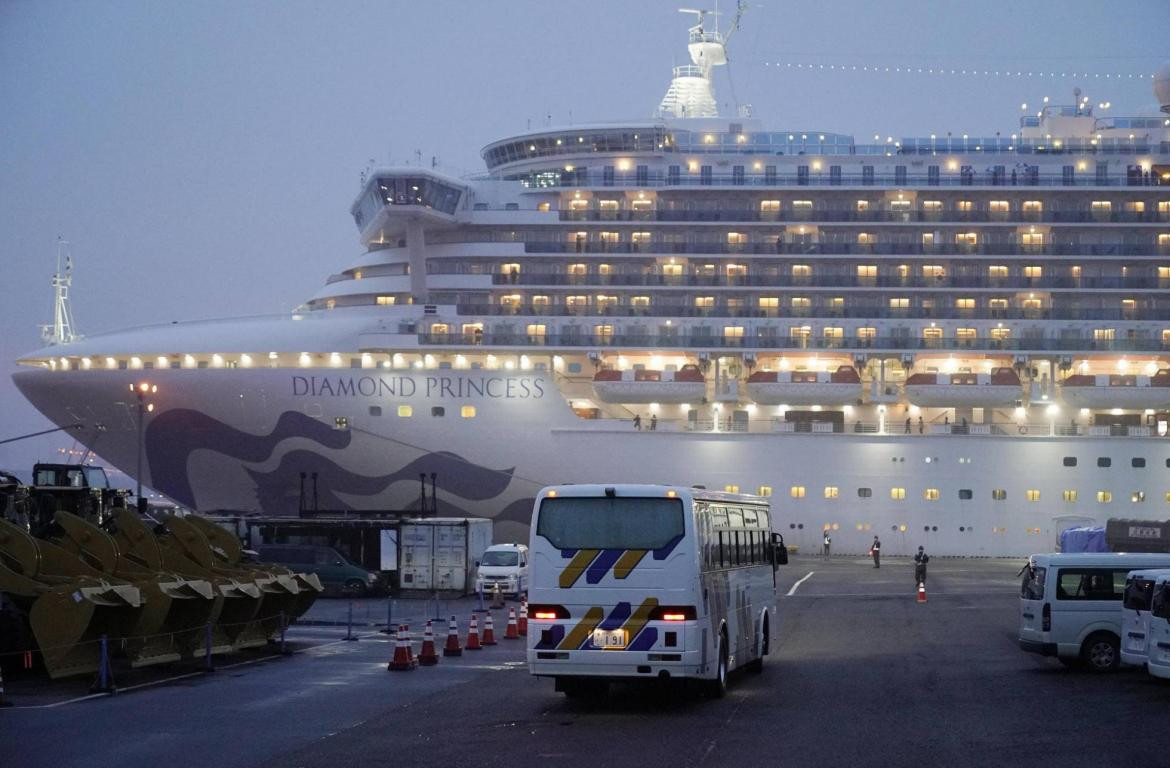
[591, 364, 706, 404]
[746, 365, 861, 406]
[1059, 369, 1170, 410]
[904, 367, 1021, 407]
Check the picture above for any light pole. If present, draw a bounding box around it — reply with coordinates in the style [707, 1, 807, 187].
[131, 382, 156, 512]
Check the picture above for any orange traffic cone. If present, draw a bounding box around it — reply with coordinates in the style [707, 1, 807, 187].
[418, 620, 440, 666]
[505, 608, 520, 640]
[482, 613, 498, 645]
[466, 614, 482, 651]
[917, 582, 927, 604]
[387, 625, 418, 671]
[518, 601, 528, 637]
[443, 615, 463, 657]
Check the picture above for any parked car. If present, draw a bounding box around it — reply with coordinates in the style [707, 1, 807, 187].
[257, 544, 379, 596]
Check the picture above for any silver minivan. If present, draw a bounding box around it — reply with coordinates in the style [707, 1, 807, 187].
[1018, 553, 1170, 672]
[1120, 568, 1170, 667]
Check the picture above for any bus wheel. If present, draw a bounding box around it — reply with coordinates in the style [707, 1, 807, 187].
[1081, 632, 1119, 673]
[707, 632, 728, 698]
[746, 617, 767, 674]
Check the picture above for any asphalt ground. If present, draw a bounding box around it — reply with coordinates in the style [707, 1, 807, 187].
[2, 556, 1168, 768]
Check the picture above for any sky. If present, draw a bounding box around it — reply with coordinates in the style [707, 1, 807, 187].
[0, 0, 1166, 478]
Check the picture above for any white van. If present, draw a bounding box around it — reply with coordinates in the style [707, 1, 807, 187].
[1146, 573, 1170, 680]
[1120, 568, 1170, 667]
[475, 543, 529, 598]
[1018, 553, 1170, 672]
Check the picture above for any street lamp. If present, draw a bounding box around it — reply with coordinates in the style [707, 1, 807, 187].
[130, 382, 156, 512]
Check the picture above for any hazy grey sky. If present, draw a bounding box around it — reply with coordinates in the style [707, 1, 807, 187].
[1, 0, 1165, 477]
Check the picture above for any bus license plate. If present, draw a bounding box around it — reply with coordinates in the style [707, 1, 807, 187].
[593, 629, 627, 649]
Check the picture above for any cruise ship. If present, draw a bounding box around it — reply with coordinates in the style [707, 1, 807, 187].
[13, 12, 1170, 555]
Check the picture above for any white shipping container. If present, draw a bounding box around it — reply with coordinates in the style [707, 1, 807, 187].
[398, 518, 493, 595]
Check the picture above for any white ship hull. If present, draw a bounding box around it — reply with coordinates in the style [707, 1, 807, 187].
[13, 364, 1146, 556]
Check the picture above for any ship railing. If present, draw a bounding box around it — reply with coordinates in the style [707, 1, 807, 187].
[522, 240, 1165, 258]
[543, 170, 1169, 189]
[421, 330, 1170, 353]
[553, 418, 1168, 438]
[442, 306, 1170, 323]
[556, 209, 1170, 226]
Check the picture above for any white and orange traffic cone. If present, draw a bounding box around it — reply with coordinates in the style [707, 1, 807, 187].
[491, 583, 504, 609]
[504, 607, 520, 640]
[466, 614, 482, 651]
[443, 615, 463, 657]
[387, 625, 418, 671]
[917, 582, 927, 604]
[482, 612, 498, 645]
[518, 600, 528, 637]
[418, 620, 440, 666]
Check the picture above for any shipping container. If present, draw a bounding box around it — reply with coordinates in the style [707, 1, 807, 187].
[398, 518, 492, 596]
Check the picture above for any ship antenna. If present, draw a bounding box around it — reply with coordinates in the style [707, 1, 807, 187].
[41, 237, 81, 346]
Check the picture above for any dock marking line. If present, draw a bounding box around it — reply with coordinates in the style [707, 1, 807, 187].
[786, 571, 815, 596]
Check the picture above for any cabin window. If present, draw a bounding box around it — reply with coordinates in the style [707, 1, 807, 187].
[1097, 491, 1112, 503]
[397, 405, 413, 418]
[923, 489, 939, 501]
[890, 487, 906, 500]
[1132, 492, 1146, 503]
[1063, 457, 1077, 467]
[988, 265, 1008, 278]
[1133, 457, 1146, 468]
[1097, 457, 1111, 468]
[724, 484, 740, 493]
[857, 488, 872, 498]
[992, 489, 1007, 501]
[1063, 490, 1078, 502]
[824, 486, 839, 499]
[461, 405, 476, 418]
[757, 486, 773, 497]
[1026, 490, 1041, 502]
[790, 486, 806, 498]
[958, 489, 973, 500]
[431, 407, 445, 417]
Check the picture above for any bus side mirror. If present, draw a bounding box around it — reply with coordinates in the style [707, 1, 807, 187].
[771, 533, 788, 567]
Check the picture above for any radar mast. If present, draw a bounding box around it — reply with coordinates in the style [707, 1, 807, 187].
[41, 238, 81, 346]
[656, 2, 745, 119]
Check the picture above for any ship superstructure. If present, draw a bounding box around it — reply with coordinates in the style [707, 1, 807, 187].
[13, 19, 1170, 555]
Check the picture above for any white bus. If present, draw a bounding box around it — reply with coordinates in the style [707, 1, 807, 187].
[526, 484, 787, 698]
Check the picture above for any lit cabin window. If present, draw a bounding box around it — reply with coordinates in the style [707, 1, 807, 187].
[791, 264, 811, 277]
[723, 326, 744, 341]
[823, 327, 843, 339]
[1063, 490, 1077, 502]
[857, 265, 877, 278]
[758, 297, 779, 308]
[461, 405, 476, 418]
[525, 324, 546, 340]
[792, 200, 813, 211]
[791, 297, 811, 309]
[661, 263, 683, 276]
[630, 296, 649, 308]
[499, 295, 521, 307]
[890, 487, 906, 500]
[1158, 235, 1170, 247]
[569, 199, 588, 211]
[1125, 201, 1145, 214]
[956, 328, 977, 340]
[1091, 201, 1112, 213]
[566, 295, 588, 309]
[857, 327, 876, 340]
[921, 200, 941, 212]
[924, 489, 940, 501]
[376, 296, 395, 306]
[955, 232, 978, 245]
[694, 296, 715, 308]
[988, 299, 1009, 311]
[600, 231, 619, 244]
[1093, 329, 1115, 341]
[759, 200, 780, 212]
[1097, 490, 1112, 503]
[824, 486, 838, 499]
[990, 327, 1011, 341]
[598, 200, 619, 212]
[957, 201, 973, 212]
[1163, 330, 1170, 345]
[857, 232, 876, 245]
[1022, 200, 1043, 213]
[789, 326, 811, 340]
[991, 489, 1007, 501]
[790, 486, 806, 498]
[593, 324, 614, 340]
[631, 231, 652, 245]
[397, 405, 413, 418]
[922, 265, 944, 278]
[532, 295, 549, 307]
[1132, 491, 1145, 503]
[988, 265, 1008, 278]
[724, 484, 740, 493]
[989, 200, 1009, 214]
[726, 264, 747, 277]
[921, 233, 935, 246]
[727, 232, 747, 245]
[757, 485, 773, 497]
[889, 298, 910, 309]
[1024, 265, 1043, 278]
[598, 264, 612, 275]
[596, 295, 617, 309]
[829, 297, 844, 309]
[955, 298, 975, 310]
[537, 202, 550, 212]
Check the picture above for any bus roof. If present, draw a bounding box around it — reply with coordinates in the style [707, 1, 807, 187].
[1028, 553, 1170, 567]
[536, 484, 768, 506]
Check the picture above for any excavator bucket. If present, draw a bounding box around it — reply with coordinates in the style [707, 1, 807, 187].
[52, 511, 218, 668]
[0, 518, 142, 679]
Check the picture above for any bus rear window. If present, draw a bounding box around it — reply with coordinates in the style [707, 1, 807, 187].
[1153, 584, 1170, 619]
[1020, 565, 1046, 600]
[536, 497, 684, 550]
[1124, 578, 1155, 611]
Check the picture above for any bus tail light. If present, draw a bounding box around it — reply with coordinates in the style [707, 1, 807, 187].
[529, 604, 570, 620]
[649, 606, 697, 621]
[1042, 602, 1051, 632]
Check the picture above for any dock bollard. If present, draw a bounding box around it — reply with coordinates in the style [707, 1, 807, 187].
[382, 598, 394, 635]
[344, 599, 358, 641]
[204, 623, 214, 674]
[90, 634, 115, 694]
[0, 665, 12, 707]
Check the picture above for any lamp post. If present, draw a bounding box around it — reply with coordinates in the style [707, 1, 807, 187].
[131, 382, 156, 513]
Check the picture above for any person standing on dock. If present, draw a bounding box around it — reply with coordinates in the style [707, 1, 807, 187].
[822, 529, 831, 558]
[914, 545, 930, 585]
[871, 535, 881, 568]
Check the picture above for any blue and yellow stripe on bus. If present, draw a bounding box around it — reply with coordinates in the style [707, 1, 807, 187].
[532, 598, 661, 652]
[557, 535, 685, 588]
